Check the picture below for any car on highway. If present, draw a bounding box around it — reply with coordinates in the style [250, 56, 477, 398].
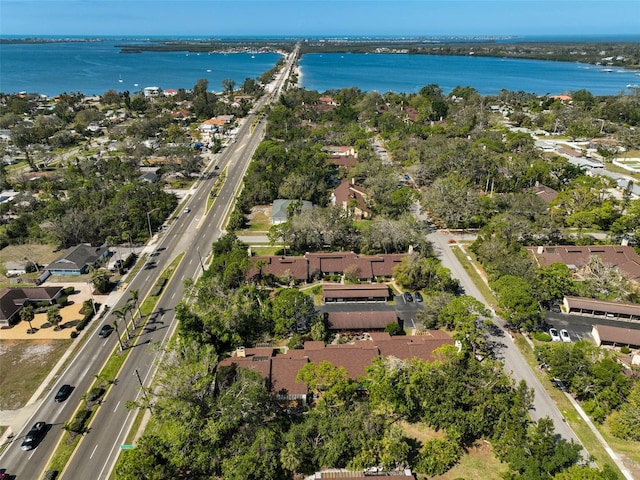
[413, 292, 423, 303]
[0, 472, 10, 480]
[98, 324, 113, 338]
[21, 421, 46, 450]
[54, 384, 73, 403]
[403, 292, 413, 302]
[549, 328, 561, 342]
[560, 329, 571, 343]
[183, 207, 190, 213]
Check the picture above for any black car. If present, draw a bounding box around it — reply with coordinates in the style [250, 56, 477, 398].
[21, 421, 46, 451]
[403, 292, 413, 302]
[413, 292, 423, 303]
[98, 324, 113, 338]
[54, 384, 72, 403]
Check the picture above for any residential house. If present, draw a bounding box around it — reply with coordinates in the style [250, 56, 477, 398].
[270, 199, 313, 225]
[46, 244, 109, 276]
[218, 332, 453, 404]
[331, 179, 372, 219]
[0, 286, 65, 327]
[530, 182, 559, 204]
[316, 96, 338, 112]
[247, 252, 405, 283]
[322, 145, 356, 157]
[526, 245, 640, 284]
[143, 86, 161, 98]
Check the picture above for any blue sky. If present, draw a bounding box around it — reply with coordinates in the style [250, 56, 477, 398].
[1, 0, 639, 37]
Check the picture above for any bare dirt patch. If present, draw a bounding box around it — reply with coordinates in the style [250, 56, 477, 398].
[0, 339, 72, 409]
[432, 440, 508, 480]
[245, 205, 272, 232]
[0, 243, 59, 283]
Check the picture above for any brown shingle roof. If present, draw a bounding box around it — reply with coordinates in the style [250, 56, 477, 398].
[527, 245, 640, 283]
[218, 331, 453, 399]
[564, 296, 640, 317]
[270, 357, 309, 396]
[248, 252, 406, 282]
[247, 256, 309, 281]
[322, 284, 390, 300]
[327, 311, 397, 330]
[592, 324, 640, 347]
[331, 179, 371, 218]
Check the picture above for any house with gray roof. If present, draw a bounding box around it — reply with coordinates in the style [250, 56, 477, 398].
[270, 199, 313, 225]
[46, 244, 109, 276]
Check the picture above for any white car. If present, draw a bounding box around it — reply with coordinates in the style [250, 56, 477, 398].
[183, 207, 190, 213]
[549, 328, 561, 342]
[560, 329, 571, 343]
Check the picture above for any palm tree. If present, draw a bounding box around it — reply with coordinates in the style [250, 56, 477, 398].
[47, 306, 63, 330]
[123, 302, 136, 336]
[113, 307, 130, 340]
[129, 289, 142, 327]
[112, 320, 125, 352]
[20, 305, 36, 333]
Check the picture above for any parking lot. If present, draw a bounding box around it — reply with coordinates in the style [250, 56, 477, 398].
[317, 293, 425, 331]
[545, 311, 640, 343]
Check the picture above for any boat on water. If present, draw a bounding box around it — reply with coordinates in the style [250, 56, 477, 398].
[602, 68, 614, 73]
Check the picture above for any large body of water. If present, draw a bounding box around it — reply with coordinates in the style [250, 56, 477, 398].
[299, 52, 640, 96]
[1, 39, 639, 97]
[0, 40, 282, 97]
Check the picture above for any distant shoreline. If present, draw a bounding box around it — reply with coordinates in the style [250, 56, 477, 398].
[3, 36, 637, 70]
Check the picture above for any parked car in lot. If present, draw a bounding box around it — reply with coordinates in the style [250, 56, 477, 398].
[413, 292, 423, 303]
[549, 328, 561, 342]
[560, 329, 572, 343]
[98, 324, 113, 338]
[403, 292, 413, 302]
[21, 421, 46, 450]
[54, 384, 73, 403]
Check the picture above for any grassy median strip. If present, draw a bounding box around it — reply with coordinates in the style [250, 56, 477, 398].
[206, 168, 226, 212]
[44, 254, 184, 475]
[46, 349, 131, 473]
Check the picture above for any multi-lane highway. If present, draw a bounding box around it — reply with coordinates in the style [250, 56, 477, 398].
[0, 45, 299, 480]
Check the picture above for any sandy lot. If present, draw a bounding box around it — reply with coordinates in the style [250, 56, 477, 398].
[0, 282, 100, 340]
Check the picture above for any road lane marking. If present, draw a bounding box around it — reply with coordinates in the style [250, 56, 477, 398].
[114, 401, 120, 412]
[90, 444, 99, 459]
[81, 366, 91, 378]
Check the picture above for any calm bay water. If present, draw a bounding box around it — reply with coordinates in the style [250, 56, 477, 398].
[1, 39, 639, 97]
[299, 52, 640, 96]
[0, 40, 282, 97]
